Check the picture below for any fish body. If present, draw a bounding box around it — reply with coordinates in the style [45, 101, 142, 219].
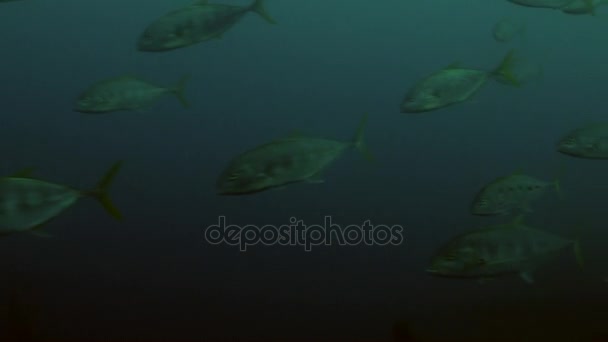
[400, 50, 519, 113]
[471, 172, 559, 216]
[74, 75, 189, 113]
[427, 219, 581, 283]
[557, 123, 608, 159]
[561, 0, 608, 14]
[217, 115, 369, 195]
[507, 0, 576, 9]
[137, 0, 275, 52]
[0, 162, 122, 236]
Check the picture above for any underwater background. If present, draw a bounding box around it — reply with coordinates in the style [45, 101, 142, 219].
[0, 0, 607, 340]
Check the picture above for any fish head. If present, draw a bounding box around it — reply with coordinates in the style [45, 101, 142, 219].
[216, 163, 276, 195]
[137, 22, 192, 52]
[73, 92, 117, 113]
[428, 246, 485, 277]
[470, 192, 505, 216]
[400, 90, 443, 113]
[557, 134, 601, 158]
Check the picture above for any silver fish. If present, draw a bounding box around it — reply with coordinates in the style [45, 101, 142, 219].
[137, 0, 276, 52]
[561, 0, 608, 14]
[74, 75, 189, 113]
[557, 123, 608, 159]
[400, 50, 520, 113]
[0, 161, 122, 236]
[471, 171, 560, 216]
[427, 217, 583, 283]
[217, 114, 371, 195]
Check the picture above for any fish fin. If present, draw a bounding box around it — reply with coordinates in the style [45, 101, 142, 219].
[285, 130, 303, 139]
[519, 271, 535, 284]
[250, 0, 277, 24]
[492, 49, 521, 87]
[172, 75, 191, 108]
[87, 161, 123, 220]
[352, 113, 373, 162]
[444, 61, 461, 69]
[553, 162, 565, 199]
[8, 167, 35, 178]
[511, 168, 523, 175]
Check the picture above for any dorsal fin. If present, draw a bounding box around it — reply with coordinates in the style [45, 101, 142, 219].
[444, 61, 461, 69]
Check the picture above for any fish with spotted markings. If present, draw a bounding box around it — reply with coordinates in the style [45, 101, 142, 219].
[427, 217, 583, 283]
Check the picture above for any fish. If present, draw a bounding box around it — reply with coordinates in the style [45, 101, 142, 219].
[561, 0, 608, 14]
[400, 50, 520, 113]
[427, 217, 583, 284]
[0, 161, 123, 236]
[492, 17, 526, 43]
[557, 123, 608, 159]
[507, 0, 577, 9]
[471, 171, 560, 216]
[216, 114, 371, 195]
[74, 75, 189, 113]
[137, 0, 276, 52]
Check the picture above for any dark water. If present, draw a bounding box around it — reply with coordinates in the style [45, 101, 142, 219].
[0, 0, 607, 341]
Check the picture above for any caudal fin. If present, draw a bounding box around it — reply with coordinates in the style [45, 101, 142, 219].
[89, 161, 123, 220]
[352, 113, 373, 162]
[250, 0, 277, 24]
[172, 75, 191, 108]
[492, 49, 521, 87]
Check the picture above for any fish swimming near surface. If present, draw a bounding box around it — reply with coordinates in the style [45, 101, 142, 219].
[470, 171, 560, 216]
[216, 114, 371, 195]
[400, 50, 520, 113]
[137, 0, 276, 52]
[74, 75, 189, 113]
[427, 216, 583, 284]
[557, 123, 608, 158]
[0, 161, 123, 236]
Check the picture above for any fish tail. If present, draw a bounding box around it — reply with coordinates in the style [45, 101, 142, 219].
[492, 49, 521, 87]
[172, 75, 191, 108]
[89, 161, 123, 220]
[250, 0, 277, 24]
[352, 113, 373, 162]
